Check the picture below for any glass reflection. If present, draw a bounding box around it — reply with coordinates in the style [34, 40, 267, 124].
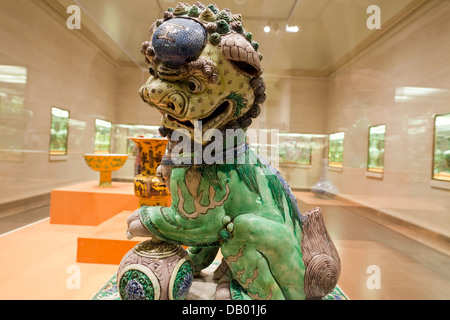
[0, 65, 27, 162]
[49, 107, 69, 156]
[433, 113, 450, 182]
[278, 133, 312, 165]
[328, 132, 345, 168]
[367, 125, 386, 173]
[94, 119, 112, 154]
[111, 124, 161, 156]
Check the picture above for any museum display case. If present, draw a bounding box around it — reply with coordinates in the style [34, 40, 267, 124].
[94, 119, 112, 154]
[111, 124, 161, 156]
[328, 132, 345, 169]
[1, 0, 450, 302]
[367, 125, 386, 173]
[247, 128, 279, 166]
[49, 107, 69, 159]
[433, 113, 450, 182]
[0, 65, 27, 162]
[278, 133, 312, 165]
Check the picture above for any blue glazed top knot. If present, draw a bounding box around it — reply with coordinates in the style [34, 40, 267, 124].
[152, 18, 207, 68]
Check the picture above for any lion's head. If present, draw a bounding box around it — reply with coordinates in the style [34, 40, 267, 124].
[139, 2, 266, 145]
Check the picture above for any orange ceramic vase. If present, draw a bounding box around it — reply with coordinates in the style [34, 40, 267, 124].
[129, 137, 170, 207]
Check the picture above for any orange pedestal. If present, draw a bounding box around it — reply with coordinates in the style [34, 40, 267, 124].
[50, 181, 139, 226]
[77, 238, 140, 265]
[76, 211, 187, 265]
[76, 211, 145, 265]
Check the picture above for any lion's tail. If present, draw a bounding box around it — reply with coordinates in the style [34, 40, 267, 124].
[301, 207, 341, 300]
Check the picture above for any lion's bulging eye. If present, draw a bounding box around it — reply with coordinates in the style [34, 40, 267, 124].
[187, 78, 202, 94]
[149, 66, 157, 77]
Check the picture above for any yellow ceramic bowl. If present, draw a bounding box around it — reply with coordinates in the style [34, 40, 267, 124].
[83, 154, 128, 187]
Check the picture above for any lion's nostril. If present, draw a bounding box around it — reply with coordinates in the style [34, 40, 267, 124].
[167, 102, 175, 111]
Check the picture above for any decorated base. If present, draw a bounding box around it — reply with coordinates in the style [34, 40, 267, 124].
[93, 261, 348, 301]
[117, 240, 193, 300]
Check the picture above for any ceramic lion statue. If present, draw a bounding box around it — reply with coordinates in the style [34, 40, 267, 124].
[126, 2, 340, 300]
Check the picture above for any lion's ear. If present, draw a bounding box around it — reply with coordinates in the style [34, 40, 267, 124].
[221, 34, 262, 78]
[148, 22, 157, 44]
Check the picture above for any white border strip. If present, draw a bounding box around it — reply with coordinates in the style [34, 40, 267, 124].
[0, 217, 49, 238]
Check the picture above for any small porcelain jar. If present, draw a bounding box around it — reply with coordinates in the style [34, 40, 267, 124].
[117, 240, 194, 300]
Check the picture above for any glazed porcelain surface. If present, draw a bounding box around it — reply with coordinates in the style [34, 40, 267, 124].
[125, 2, 341, 300]
[117, 240, 194, 300]
[83, 154, 128, 187]
[129, 137, 170, 207]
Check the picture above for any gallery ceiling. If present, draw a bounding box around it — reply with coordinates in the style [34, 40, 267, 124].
[54, 0, 424, 74]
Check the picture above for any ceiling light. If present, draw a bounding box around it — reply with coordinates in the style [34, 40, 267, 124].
[286, 25, 299, 33]
[264, 26, 271, 33]
[0, 65, 27, 84]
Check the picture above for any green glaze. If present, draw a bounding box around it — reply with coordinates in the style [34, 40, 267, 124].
[132, 2, 332, 300]
[138, 148, 306, 300]
[119, 269, 155, 300]
[171, 261, 194, 300]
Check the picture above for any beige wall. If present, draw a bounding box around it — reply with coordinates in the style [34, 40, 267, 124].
[258, 74, 328, 133]
[254, 1, 450, 237]
[251, 74, 328, 190]
[1, 0, 448, 239]
[115, 66, 161, 126]
[0, 0, 119, 203]
[326, 0, 450, 238]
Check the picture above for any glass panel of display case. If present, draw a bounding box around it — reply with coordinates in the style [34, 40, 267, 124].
[328, 132, 345, 168]
[278, 133, 312, 165]
[111, 124, 162, 156]
[433, 113, 450, 182]
[49, 107, 69, 158]
[127, 125, 162, 156]
[367, 124, 386, 173]
[247, 129, 279, 166]
[94, 119, 112, 154]
[0, 65, 27, 162]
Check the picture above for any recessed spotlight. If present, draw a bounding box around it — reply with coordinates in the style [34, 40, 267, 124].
[264, 26, 271, 33]
[286, 25, 299, 33]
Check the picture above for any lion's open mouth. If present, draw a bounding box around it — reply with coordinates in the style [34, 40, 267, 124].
[165, 100, 233, 131]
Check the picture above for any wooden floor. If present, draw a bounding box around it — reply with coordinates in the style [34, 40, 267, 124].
[0, 191, 449, 300]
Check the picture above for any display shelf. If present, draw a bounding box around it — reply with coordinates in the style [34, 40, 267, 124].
[329, 166, 343, 172]
[49, 181, 138, 226]
[279, 163, 311, 169]
[366, 171, 383, 179]
[76, 211, 145, 265]
[430, 179, 450, 191]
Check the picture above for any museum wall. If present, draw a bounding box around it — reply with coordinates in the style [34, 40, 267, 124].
[1, 0, 448, 240]
[257, 75, 328, 189]
[325, 0, 450, 238]
[0, 0, 119, 204]
[115, 66, 162, 126]
[257, 74, 328, 133]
